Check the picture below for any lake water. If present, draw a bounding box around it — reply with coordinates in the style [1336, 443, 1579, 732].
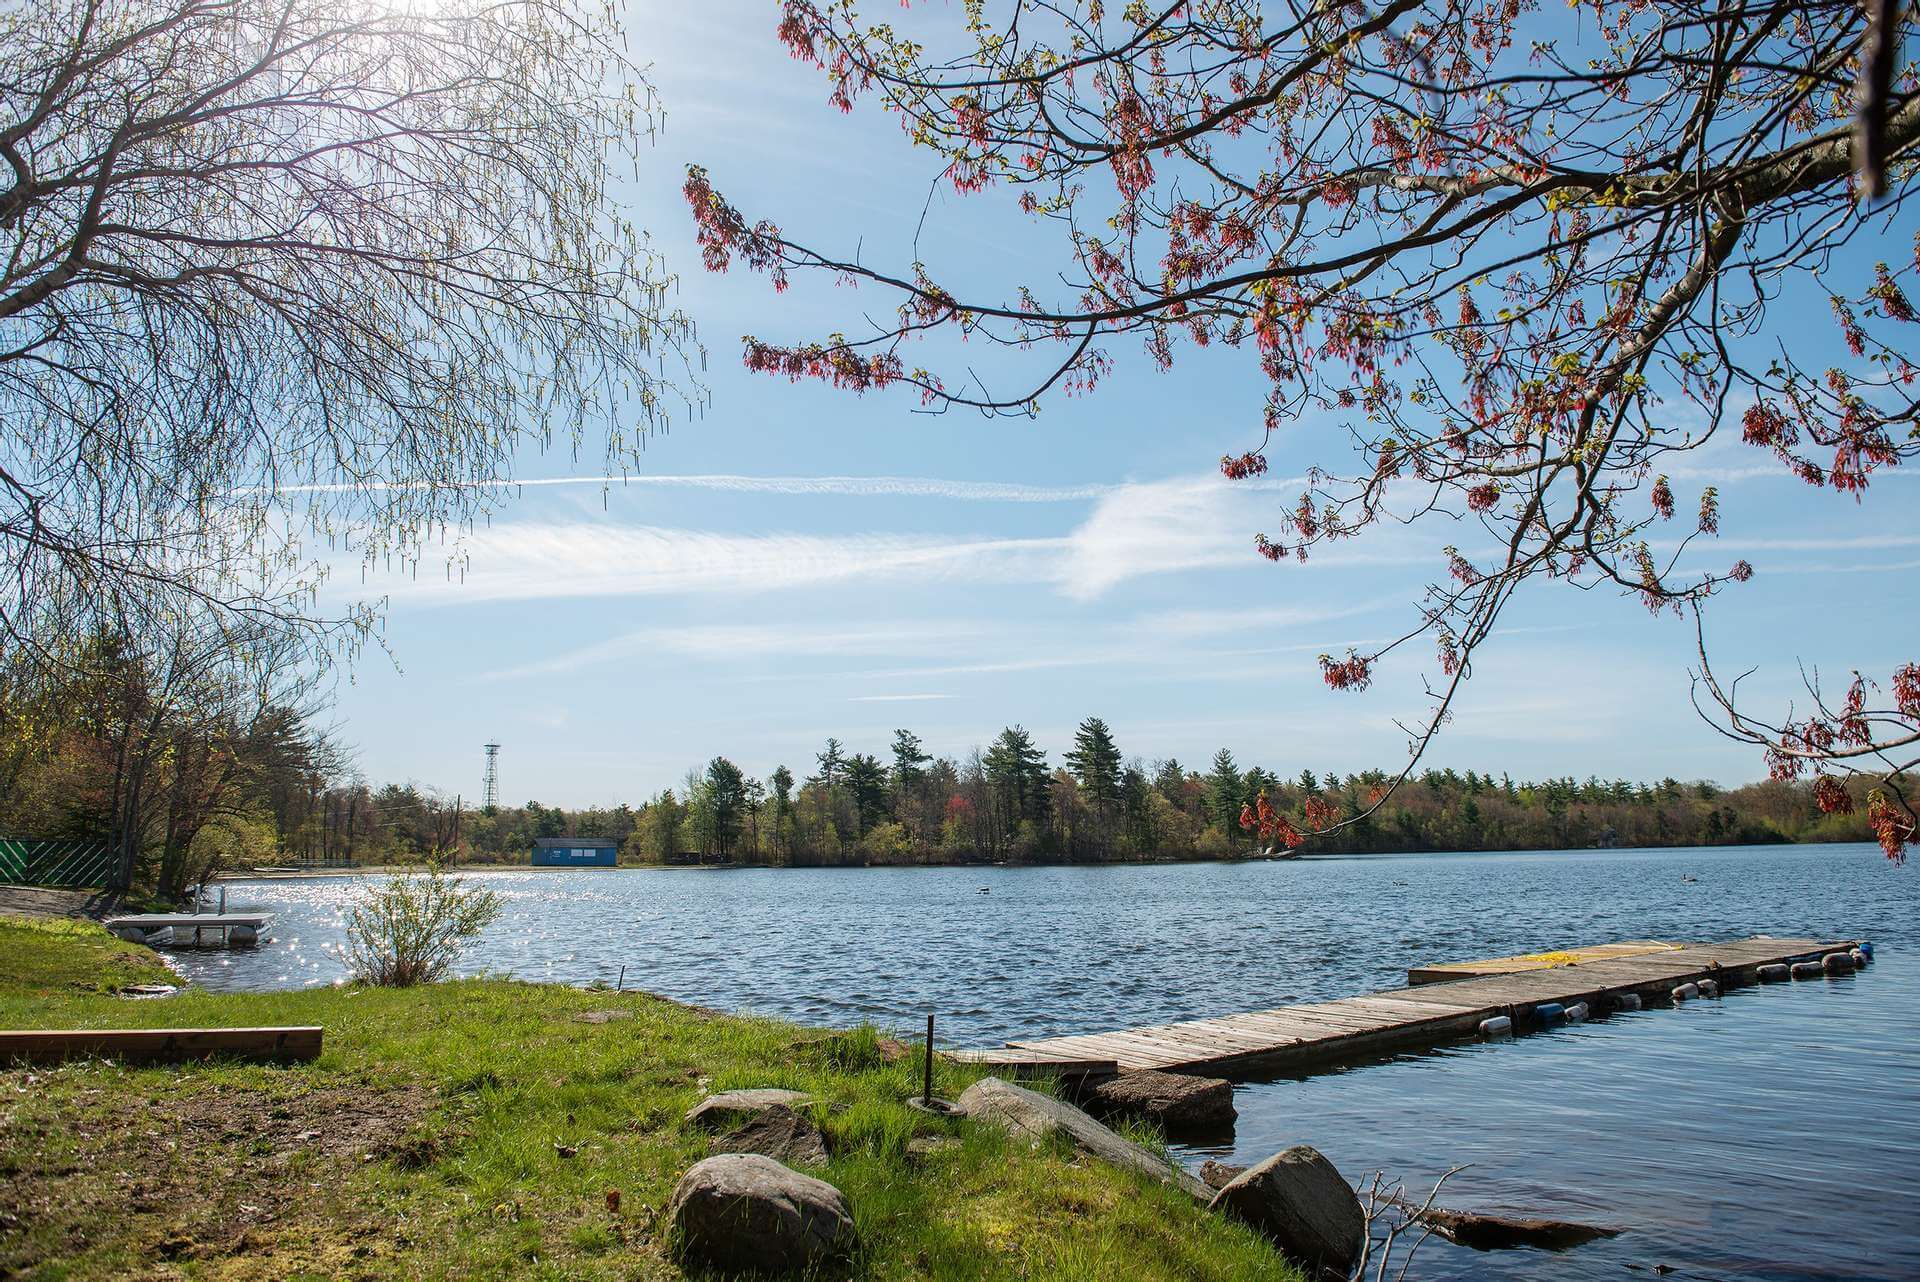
[183, 843, 1918, 1280]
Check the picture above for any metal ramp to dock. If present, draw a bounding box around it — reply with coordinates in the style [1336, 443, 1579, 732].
[998, 936, 1860, 1077]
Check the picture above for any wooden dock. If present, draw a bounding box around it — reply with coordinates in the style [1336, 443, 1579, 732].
[1001, 936, 1859, 1077]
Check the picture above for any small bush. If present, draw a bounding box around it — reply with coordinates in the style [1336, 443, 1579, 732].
[343, 866, 503, 986]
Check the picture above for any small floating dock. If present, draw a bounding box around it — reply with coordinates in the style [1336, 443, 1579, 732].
[999, 936, 1861, 1077]
[103, 912, 273, 948]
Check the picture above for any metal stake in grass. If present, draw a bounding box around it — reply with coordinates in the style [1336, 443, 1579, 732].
[923, 1014, 935, 1107]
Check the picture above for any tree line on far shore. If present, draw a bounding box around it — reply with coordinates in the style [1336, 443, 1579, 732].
[381, 720, 1879, 867]
[1, 665, 1890, 887]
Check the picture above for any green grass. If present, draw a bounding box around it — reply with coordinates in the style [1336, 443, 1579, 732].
[0, 915, 179, 996]
[0, 915, 1301, 1281]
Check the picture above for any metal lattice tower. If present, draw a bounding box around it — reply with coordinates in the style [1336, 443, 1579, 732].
[482, 743, 500, 811]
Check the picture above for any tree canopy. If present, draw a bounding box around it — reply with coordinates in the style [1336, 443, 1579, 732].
[0, 0, 695, 675]
[687, 1, 1918, 859]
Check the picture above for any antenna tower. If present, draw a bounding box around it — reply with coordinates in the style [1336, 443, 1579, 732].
[482, 743, 500, 811]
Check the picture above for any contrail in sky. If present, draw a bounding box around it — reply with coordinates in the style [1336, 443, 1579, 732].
[256, 473, 1117, 502]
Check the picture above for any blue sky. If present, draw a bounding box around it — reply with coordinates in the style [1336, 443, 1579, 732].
[323, 1, 1920, 808]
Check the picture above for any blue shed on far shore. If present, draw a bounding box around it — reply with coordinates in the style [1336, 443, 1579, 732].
[532, 837, 619, 867]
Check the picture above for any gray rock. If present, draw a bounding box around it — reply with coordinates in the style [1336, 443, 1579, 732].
[1199, 1159, 1248, 1191]
[710, 1103, 829, 1166]
[1410, 1203, 1623, 1251]
[1090, 1069, 1236, 1129]
[956, 1076, 1209, 1198]
[667, 1153, 853, 1273]
[1208, 1145, 1364, 1278]
[685, 1088, 815, 1130]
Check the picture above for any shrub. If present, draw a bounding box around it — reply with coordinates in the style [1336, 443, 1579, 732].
[343, 865, 503, 986]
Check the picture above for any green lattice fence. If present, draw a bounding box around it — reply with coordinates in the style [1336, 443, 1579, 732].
[0, 838, 115, 887]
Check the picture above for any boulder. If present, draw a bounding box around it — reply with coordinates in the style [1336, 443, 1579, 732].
[1208, 1145, 1364, 1278]
[956, 1076, 1209, 1199]
[710, 1103, 829, 1167]
[1090, 1069, 1236, 1130]
[667, 1153, 853, 1274]
[685, 1088, 815, 1130]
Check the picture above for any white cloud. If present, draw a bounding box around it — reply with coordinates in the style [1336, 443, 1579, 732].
[349, 523, 1067, 606]
[849, 693, 958, 703]
[483, 621, 986, 681]
[350, 472, 1471, 616]
[272, 473, 1113, 502]
[1055, 475, 1276, 599]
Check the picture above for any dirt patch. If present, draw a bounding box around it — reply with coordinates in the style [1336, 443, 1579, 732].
[0, 886, 118, 921]
[0, 1068, 436, 1277]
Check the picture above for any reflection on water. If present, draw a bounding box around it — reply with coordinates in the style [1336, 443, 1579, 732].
[184, 843, 1918, 1281]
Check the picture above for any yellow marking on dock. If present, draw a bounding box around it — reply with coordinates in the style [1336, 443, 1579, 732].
[1407, 939, 1684, 985]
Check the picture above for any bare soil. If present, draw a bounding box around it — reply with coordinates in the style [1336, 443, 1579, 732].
[0, 1067, 435, 1278]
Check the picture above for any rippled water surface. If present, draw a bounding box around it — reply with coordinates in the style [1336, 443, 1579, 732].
[184, 843, 1918, 1280]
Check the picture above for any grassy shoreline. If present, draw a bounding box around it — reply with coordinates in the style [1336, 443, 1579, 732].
[0, 915, 1301, 1281]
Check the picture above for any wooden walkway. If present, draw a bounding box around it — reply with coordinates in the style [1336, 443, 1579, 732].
[1002, 936, 1858, 1077]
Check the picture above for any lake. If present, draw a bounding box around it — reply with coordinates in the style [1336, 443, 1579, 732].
[184, 843, 1918, 1281]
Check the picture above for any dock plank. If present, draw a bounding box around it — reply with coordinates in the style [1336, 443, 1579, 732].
[945, 1048, 1116, 1079]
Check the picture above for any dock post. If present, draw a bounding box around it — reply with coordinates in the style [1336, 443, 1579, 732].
[923, 1014, 935, 1107]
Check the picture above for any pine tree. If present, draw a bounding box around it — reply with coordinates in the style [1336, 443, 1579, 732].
[1205, 748, 1243, 834]
[704, 757, 747, 856]
[984, 726, 1049, 828]
[813, 737, 846, 787]
[1063, 717, 1123, 806]
[845, 753, 890, 833]
[890, 729, 930, 792]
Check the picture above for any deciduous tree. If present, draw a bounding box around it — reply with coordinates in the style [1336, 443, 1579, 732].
[690, 0, 1919, 858]
[1, 0, 695, 674]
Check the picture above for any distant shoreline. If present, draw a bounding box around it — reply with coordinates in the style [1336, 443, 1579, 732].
[215, 836, 1874, 881]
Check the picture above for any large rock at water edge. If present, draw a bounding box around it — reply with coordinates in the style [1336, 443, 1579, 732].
[956, 1076, 1209, 1199]
[1090, 1069, 1236, 1129]
[710, 1103, 830, 1166]
[1209, 1145, 1364, 1278]
[685, 1088, 815, 1130]
[667, 1153, 853, 1273]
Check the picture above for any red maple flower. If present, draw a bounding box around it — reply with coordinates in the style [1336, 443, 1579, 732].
[1812, 775, 1853, 815]
[1319, 651, 1373, 692]
[1650, 475, 1674, 520]
[1221, 452, 1268, 480]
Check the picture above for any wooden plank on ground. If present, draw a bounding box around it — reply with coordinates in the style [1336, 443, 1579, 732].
[0, 1026, 322, 1066]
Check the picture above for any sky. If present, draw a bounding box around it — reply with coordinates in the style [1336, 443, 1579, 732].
[321, 1, 1920, 808]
